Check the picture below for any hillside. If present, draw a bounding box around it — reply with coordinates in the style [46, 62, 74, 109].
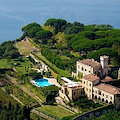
[19, 19, 120, 76]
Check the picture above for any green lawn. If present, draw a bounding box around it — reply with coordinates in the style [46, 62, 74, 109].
[36, 105, 74, 119]
[16, 40, 33, 55]
[0, 59, 10, 69]
[35, 54, 71, 77]
[60, 55, 70, 60]
[0, 58, 33, 73]
[10, 58, 33, 74]
[30, 113, 46, 120]
[71, 52, 80, 58]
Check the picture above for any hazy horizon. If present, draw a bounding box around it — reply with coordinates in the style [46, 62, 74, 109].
[0, 0, 120, 43]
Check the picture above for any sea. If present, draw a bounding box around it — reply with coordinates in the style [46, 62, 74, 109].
[0, 0, 120, 43]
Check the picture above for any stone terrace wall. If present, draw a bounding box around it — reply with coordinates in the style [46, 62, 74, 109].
[73, 104, 114, 120]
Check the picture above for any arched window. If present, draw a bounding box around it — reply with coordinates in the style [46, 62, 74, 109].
[106, 100, 108, 103]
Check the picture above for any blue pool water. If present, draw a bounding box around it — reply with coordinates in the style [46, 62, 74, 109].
[35, 79, 52, 87]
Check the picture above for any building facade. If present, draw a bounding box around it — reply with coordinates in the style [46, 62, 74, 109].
[82, 74, 100, 99]
[81, 74, 120, 104]
[59, 75, 120, 105]
[72, 56, 109, 79]
[59, 78, 84, 101]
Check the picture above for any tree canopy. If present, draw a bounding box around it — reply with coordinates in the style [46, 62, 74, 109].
[36, 30, 53, 39]
[44, 18, 67, 33]
[0, 41, 20, 59]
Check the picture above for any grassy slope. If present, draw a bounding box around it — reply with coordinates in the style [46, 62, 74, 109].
[36, 53, 71, 77]
[16, 40, 33, 55]
[37, 105, 74, 119]
[16, 38, 71, 77]
[9, 58, 33, 74]
[60, 55, 70, 60]
[30, 113, 46, 120]
[0, 59, 10, 69]
[0, 89, 18, 106]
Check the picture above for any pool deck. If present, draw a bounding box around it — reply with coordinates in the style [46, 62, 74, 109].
[30, 77, 61, 88]
[44, 77, 61, 87]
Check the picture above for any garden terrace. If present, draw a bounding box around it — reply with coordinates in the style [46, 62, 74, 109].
[0, 77, 12, 86]
[36, 104, 74, 119]
[4, 85, 39, 108]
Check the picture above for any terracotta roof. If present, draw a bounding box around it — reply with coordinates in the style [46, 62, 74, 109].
[94, 83, 120, 95]
[83, 74, 100, 82]
[78, 59, 101, 68]
[101, 76, 114, 83]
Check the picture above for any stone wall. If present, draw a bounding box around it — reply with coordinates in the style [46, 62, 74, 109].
[73, 105, 114, 120]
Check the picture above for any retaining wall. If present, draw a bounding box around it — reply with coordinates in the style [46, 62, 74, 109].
[73, 105, 114, 120]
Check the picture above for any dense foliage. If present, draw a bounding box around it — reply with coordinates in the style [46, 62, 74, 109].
[87, 48, 118, 62]
[73, 96, 102, 109]
[0, 102, 30, 120]
[20, 18, 120, 74]
[27, 56, 35, 65]
[0, 41, 19, 59]
[0, 89, 30, 120]
[21, 22, 53, 44]
[40, 85, 59, 105]
[44, 18, 67, 33]
[28, 70, 43, 80]
[41, 48, 81, 71]
[87, 111, 120, 120]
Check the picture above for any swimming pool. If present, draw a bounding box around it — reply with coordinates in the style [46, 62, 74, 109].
[35, 79, 52, 87]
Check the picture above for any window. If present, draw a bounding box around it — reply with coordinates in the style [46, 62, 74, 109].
[89, 89, 91, 92]
[89, 71, 90, 73]
[103, 93, 104, 96]
[82, 67, 84, 71]
[95, 91, 97, 94]
[89, 83, 91, 87]
[106, 95, 108, 98]
[110, 97, 112, 100]
[86, 88, 88, 91]
[98, 90, 101, 95]
[84, 81, 85, 84]
[74, 92, 75, 95]
[85, 69, 87, 71]
[62, 90, 63, 93]
[67, 91, 69, 95]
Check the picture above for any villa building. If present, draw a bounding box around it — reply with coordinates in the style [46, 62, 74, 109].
[59, 55, 120, 107]
[59, 75, 120, 105]
[81, 74, 120, 104]
[93, 83, 120, 104]
[82, 74, 100, 99]
[59, 77, 83, 101]
[72, 56, 109, 79]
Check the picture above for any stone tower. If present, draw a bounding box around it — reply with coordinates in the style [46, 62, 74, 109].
[100, 56, 109, 76]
